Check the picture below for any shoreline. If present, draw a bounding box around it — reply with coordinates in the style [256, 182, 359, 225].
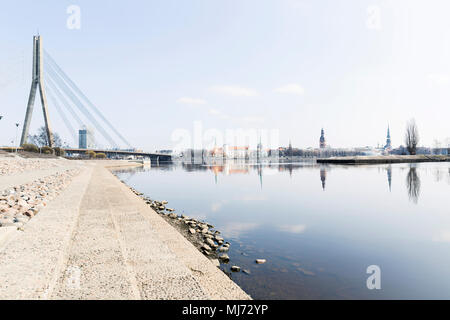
[110, 168, 251, 279]
[105, 163, 251, 299]
[114, 176, 231, 265]
[0, 158, 250, 300]
[317, 155, 450, 164]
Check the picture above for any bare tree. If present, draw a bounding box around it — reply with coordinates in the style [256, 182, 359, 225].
[445, 137, 450, 148]
[28, 126, 63, 147]
[405, 118, 419, 155]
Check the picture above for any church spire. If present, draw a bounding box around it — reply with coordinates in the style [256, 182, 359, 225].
[320, 128, 326, 148]
[384, 125, 392, 150]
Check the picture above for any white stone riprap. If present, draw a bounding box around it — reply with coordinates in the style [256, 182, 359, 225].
[0, 159, 64, 177]
[0, 169, 80, 228]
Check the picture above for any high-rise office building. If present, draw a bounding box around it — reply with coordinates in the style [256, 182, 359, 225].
[79, 127, 95, 149]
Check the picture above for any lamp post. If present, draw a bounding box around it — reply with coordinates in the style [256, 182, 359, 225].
[15, 123, 20, 153]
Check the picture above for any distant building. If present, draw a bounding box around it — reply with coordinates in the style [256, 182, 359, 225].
[384, 126, 392, 151]
[319, 128, 326, 148]
[210, 144, 225, 159]
[78, 127, 95, 149]
[225, 146, 249, 159]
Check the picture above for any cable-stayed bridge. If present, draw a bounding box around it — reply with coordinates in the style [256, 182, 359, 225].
[19, 35, 171, 162]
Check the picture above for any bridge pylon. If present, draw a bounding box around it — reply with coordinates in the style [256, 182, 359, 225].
[20, 35, 54, 147]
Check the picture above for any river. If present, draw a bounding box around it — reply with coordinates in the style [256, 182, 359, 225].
[115, 161, 450, 299]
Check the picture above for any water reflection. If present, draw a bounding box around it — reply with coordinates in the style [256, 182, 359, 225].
[320, 166, 327, 191]
[117, 170, 136, 183]
[114, 161, 432, 206]
[386, 165, 392, 192]
[434, 168, 443, 182]
[406, 166, 421, 204]
[114, 162, 428, 204]
[114, 161, 450, 299]
[182, 161, 310, 188]
[257, 164, 263, 189]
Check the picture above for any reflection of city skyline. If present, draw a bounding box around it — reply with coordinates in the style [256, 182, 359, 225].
[183, 161, 317, 189]
[114, 162, 446, 199]
[183, 161, 309, 174]
[115, 160, 330, 190]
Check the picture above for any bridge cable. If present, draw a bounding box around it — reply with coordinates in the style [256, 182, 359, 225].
[46, 64, 116, 148]
[48, 78, 98, 147]
[46, 76, 85, 128]
[45, 85, 78, 145]
[44, 51, 132, 149]
[45, 62, 119, 148]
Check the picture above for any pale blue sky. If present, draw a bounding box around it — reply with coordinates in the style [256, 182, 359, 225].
[1, 0, 450, 150]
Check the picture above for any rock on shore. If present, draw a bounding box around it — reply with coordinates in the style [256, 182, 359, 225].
[0, 169, 80, 228]
[114, 178, 258, 280]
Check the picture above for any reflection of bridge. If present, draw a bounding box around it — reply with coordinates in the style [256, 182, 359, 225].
[63, 148, 171, 162]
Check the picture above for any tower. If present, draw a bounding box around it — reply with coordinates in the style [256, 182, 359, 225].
[79, 126, 95, 149]
[20, 35, 54, 147]
[384, 125, 392, 150]
[319, 128, 326, 148]
[288, 140, 293, 158]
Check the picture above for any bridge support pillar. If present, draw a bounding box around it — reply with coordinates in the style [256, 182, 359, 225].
[20, 35, 53, 147]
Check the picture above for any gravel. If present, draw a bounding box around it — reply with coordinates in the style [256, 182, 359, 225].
[0, 169, 80, 228]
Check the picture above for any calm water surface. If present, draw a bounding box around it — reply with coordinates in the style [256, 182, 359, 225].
[115, 161, 450, 299]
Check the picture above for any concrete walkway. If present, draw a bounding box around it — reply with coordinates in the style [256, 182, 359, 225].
[0, 164, 93, 299]
[0, 163, 250, 300]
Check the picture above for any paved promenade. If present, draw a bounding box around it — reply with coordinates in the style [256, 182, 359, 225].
[0, 160, 250, 300]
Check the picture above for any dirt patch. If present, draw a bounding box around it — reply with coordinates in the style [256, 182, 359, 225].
[17, 151, 59, 159]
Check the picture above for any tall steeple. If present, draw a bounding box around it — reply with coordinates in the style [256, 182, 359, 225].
[319, 128, 326, 149]
[384, 125, 392, 150]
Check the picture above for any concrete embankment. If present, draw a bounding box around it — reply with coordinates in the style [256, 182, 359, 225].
[0, 159, 250, 300]
[317, 155, 450, 164]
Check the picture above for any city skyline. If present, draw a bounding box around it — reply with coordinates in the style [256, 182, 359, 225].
[1, 0, 450, 151]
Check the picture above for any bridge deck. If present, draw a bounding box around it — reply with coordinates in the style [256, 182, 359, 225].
[0, 147, 172, 161]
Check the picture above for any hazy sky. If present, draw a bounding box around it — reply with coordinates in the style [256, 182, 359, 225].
[1, 0, 450, 151]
